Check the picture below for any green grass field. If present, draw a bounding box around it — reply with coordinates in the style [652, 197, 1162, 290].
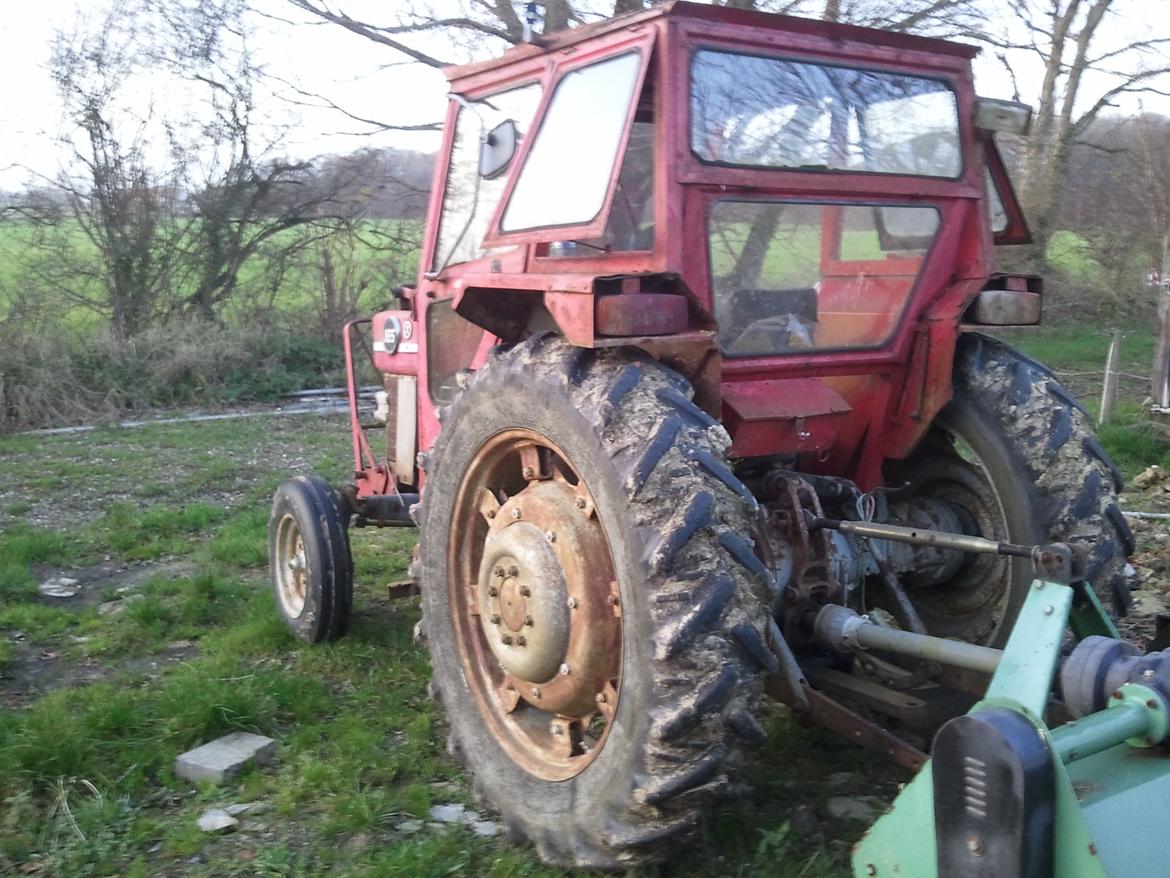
[1, 323, 1165, 877]
[0, 413, 885, 878]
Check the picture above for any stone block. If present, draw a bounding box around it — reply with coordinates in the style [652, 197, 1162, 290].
[175, 732, 276, 784]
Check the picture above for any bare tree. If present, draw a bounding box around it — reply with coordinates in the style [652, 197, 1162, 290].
[36, 1, 188, 337]
[285, 0, 980, 82]
[985, 0, 1170, 267]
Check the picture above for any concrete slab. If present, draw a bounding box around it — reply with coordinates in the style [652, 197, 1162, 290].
[175, 732, 276, 784]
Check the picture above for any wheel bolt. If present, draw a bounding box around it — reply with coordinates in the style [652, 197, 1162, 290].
[486, 509, 496, 519]
[531, 686, 541, 698]
[521, 466, 534, 479]
[508, 565, 519, 577]
[551, 723, 563, 736]
[488, 586, 500, 598]
[493, 566, 505, 578]
[516, 635, 527, 647]
[567, 597, 578, 609]
[511, 508, 521, 520]
[607, 595, 619, 607]
[524, 615, 534, 627]
[575, 497, 587, 509]
[501, 634, 514, 645]
[559, 663, 571, 676]
[545, 531, 556, 543]
[595, 692, 607, 704]
[490, 614, 501, 625]
[519, 585, 531, 597]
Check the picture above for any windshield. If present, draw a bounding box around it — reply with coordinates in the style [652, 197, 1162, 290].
[691, 49, 961, 178]
[432, 82, 542, 271]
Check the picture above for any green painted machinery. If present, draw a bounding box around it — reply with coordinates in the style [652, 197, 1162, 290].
[852, 581, 1170, 877]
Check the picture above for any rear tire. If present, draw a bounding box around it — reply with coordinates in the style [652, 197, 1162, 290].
[894, 333, 1132, 645]
[268, 475, 353, 643]
[418, 336, 776, 869]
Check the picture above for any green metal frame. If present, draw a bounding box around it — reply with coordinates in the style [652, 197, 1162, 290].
[852, 581, 1170, 878]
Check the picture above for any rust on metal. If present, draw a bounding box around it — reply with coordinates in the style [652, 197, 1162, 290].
[447, 428, 624, 780]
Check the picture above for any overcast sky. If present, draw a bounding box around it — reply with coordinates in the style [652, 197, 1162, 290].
[1, 0, 1166, 191]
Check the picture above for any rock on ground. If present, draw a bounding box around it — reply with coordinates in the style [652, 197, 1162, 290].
[197, 808, 239, 833]
[175, 732, 276, 784]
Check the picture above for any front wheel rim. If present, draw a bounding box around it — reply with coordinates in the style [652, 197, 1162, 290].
[274, 513, 309, 618]
[448, 429, 623, 782]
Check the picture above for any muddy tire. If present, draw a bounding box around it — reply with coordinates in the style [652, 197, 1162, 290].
[417, 335, 775, 870]
[268, 476, 353, 643]
[896, 333, 1131, 645]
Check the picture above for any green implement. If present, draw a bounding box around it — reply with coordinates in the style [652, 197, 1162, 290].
[853, 581, 1170, 878]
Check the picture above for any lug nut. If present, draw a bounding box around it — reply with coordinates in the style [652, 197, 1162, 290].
[516, 635, 527, 647]
[524, 615, 534, 627]
[486, 509, 496, 519]
[493, 566, 505, 578]
[575, 497, 587, 509]
[531, 686, 541, 698]
[559, 663, 571, 676]
[488, 586, 499, 597]
[521, 466, 534, 479]
[501, 634, 514, 645]
[490, 613, 501, 625]
[607, 595, 619, 607]
[511, 508, 521, 520]
[595, 692, 607, 704]
[550, 723, 563, 736]
[508, 565, 519, 577]
[545, 531, 556, 543]
[567, 597, 578, 609]
[519, 585, 531, 597]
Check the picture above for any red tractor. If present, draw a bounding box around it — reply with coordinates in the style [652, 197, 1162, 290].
[269, 2, 1135, 870]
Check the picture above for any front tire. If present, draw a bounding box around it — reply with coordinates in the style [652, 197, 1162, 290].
[418, 336, 776, 869]
[268, 476, 353, 643]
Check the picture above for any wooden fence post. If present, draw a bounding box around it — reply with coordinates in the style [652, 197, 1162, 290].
[1100, 330, 1121, 425]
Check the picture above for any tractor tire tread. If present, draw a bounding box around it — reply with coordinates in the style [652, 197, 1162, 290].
[954, 333, 1129, 613]
[421, 337, 773, 870]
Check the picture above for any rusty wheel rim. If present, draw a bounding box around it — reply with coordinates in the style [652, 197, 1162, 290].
[448, 429, 622, 781]
[274, 513, 309, 618]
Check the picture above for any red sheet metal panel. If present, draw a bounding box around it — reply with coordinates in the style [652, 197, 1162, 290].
[722, 378, 852, 457]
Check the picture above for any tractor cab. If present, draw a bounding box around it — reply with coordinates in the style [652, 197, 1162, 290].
[372, 1, 1033, 494]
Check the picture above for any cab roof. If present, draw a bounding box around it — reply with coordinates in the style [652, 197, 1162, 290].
[443, 1, 979, 85]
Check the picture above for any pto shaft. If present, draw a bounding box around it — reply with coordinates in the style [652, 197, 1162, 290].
[813, 604, 1002, 675]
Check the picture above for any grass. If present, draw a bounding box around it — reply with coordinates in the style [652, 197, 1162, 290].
[0, 321, 1166, 877]
[0, 411, 869, 877]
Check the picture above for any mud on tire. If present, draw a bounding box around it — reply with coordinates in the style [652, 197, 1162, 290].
[417, 335, 776, 869]
[951, 333, 1132, 618]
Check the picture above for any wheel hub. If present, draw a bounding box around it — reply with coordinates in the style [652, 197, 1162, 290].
[476, 477, 620, 718]
[478, 526, 571, 682]
[449, 430, 623, 780]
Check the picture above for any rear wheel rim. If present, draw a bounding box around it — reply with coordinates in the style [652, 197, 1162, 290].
[275, 513, 308, 618]
[900, 432, 1015, 643]
[448, 429, 623, 782]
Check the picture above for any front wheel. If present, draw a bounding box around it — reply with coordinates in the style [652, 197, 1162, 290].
[891, 333, 1132, 645]
[418, 336, 777, 869]
[268, 475, 353, 643]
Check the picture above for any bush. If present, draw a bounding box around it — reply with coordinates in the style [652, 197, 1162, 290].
[0, 320, 346, 432]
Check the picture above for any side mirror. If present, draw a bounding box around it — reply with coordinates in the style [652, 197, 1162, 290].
[479, 119, 518, 179]
[975, 97, 1033, 136]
